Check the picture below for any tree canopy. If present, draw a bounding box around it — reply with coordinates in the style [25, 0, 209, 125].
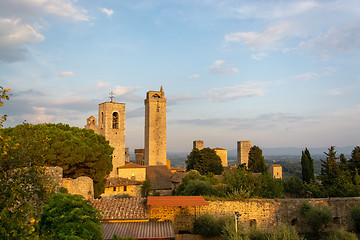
[185, 148, 223, 175]
[301, 148, 315, 183]
[248, 145, 267, 173]
[1, 123, 114, 197]
[39, 193, 102, 240]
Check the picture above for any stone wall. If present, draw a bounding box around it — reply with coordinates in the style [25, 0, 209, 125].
[150, 198, 360, 234]
[62, 176, 94, 200]
[237, 141, 251, 167]
[118, 167, 146, 181]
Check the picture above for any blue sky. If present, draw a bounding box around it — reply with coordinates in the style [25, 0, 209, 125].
[1, 0, 360, 152]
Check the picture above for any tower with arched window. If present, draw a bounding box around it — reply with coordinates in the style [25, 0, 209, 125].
[97, 101, 125, 177]
[144, 86, 167, 166]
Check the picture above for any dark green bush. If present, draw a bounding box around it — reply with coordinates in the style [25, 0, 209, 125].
[300, 202, 332, 237]
[193, 213, 221, 237]
[350, 206, 360, 233]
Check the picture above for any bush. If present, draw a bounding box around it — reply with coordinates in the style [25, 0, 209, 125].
[300, 202, 332, 237]
[267, 223, 303, 240]
[351, 206, 360, 233]
[194, 213, 221, 237]
[322, 228, 358, 240]
[222, 221, 250, 240]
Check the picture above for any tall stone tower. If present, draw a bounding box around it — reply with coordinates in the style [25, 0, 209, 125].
[237, 141, 252, 167]
[97, 101, 125, 177]
[144, 86, 167, 166]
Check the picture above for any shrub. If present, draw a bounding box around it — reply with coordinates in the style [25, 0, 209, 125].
[266, 223, 303, 240]
[222, 221, 250, 240]
[350, 206, 360, 233]
[193, 213, 221, 237]
[300, 202, 332, 237]
[322, 228, 358, 240]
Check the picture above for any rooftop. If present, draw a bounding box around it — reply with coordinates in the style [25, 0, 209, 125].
[118, 162, 146, 169]
[105, 177, 142, 187]
[90, 198, 148, 220]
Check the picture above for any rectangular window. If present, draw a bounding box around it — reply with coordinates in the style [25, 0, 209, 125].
[124, 186, 127, 192]
[113, 187, 116, 191]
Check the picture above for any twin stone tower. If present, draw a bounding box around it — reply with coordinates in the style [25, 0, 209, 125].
[85, 86, 253, 178]
[85, 86, 167, 177]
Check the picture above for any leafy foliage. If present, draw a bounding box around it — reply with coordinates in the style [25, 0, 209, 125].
[39, 193, 102, 240]
[193, 213, 233, 238]
[248, 146, 267, 173]
[322, 228, 358, 240]
[186, 147, 223, 175]
[301, 148, 315, 183]
[175, 170, 218, 196]
[300, 202, 332, 237]
[350, 206, 360, 233]
[267, 223, 303, 240]
[1, 123, 114, 197]
[141, 179, 151, 197]
[319, 146, 339, 188]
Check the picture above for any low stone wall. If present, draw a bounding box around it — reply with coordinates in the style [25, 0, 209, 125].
[62, 176, 94, 199]
[150, 198, 360, 234]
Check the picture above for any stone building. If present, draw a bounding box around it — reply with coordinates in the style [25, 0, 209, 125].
[85, 100, 126, 177]
[214, 148, 228, 167]
[269, 164, 282, 179]
[237, 141, 252, 167]
[144, 86, 167, 166]
[193, 140, 204, 150]
[135, 148, 145, 165]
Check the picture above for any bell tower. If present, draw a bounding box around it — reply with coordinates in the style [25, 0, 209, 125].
[98, 99, 125, 177]
[144, 86, 167, 166]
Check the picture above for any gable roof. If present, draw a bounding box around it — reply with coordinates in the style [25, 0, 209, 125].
[105, 177, 141, 187]
[90, 198, 148, 220]
[147, 196, 209, 206]
[146, 166, 173, 190]
[102, 221, 175, 240]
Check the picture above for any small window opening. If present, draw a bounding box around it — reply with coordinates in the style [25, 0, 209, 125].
[113, 187, 116, 191]
[249, 219, 257, 228]
[333, 217, 341, 225]
[291, 218, 298, 226]
[152, 94, 161, 98]
[124, 186, 127, 192]
[113, 112, 119, 129]
[101, 112, 104, 129]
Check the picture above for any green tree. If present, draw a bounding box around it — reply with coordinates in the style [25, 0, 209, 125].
[284, 176, 305, 198]
[0, 87, 55, 239]
[301, 148, 315, 184]
[185, 147, 223, 175]
[2, 123, 114, 197]
[349, 146, 360, 174]
[300, 202, 332, 237]
[319, 146, 339, 188]
[39, 193, 102, 240]
[248, 145, 267, 173]
[141, 179, 151, 197]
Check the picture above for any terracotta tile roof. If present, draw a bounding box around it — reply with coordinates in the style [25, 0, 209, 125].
[118, 162, 146, 169]
[102, 221, 175, 240]
[147, 196, 209, 206]
[169, 171, 187, 183]
[146, 166, 173, 190]
[90, 198, 148, 220]
[214, 147, 226, 150]
[105, 177, 141, 187]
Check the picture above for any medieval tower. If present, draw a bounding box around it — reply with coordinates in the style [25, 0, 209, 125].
[85, 100, 125, 177]
[237, 141, 252, 167]
[144, 86, 167, 166]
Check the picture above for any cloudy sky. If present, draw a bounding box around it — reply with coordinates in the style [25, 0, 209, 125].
[1, 0, 360, 152]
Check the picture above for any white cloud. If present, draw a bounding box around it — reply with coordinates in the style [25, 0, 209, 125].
[209, 60, 238, 75]
[96, 81, 110, 88]
[24, 106, 55, 124]
[206, 82, 267, 102]
[0, 18, 45, 62]
[251, 52, 267, 60]
[58, 71, 74, 77]
[113, 86, 140, 96]
[300, 22, 360, 57]
[290, 67, 339, 81]
[225, 22, 292, 49]
[100, 8, 114, 17]
[188, 74, 200, 79]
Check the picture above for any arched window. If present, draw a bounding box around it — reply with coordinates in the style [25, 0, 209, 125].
[113, 112, 119, 129]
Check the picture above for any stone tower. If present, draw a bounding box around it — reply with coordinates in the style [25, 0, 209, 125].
[144, 86, 167, 166]
[193, 140, 204, 150]
[237, 141, 252, 167]
[96, 101, 126, 177]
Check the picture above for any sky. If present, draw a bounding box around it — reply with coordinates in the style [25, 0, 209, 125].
[1, 0, 360, 153]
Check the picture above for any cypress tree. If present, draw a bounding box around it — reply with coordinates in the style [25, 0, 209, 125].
[248, 145, 267, 173]
[301, 148, 315, 183]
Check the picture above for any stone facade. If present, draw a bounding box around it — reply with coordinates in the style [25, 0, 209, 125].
[269, 164, 282, 179]
[62, 176, 94, 199]
[193, 140, 204, 150]
[149, 198, 360, 234]
[214, 148, 228, 167]
[118, 164, 146, 181]
[135, 149, 145, 165]
[144, 86, 167, 166]
[85, 101, 126, 177]
[102, 184, 141, 198]
[237, 141, 252, 167]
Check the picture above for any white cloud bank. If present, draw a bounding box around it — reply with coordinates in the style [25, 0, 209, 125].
[58, 71, 75, 77]
[209, 60, 238, 75]
[100, 8, 114, 17]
